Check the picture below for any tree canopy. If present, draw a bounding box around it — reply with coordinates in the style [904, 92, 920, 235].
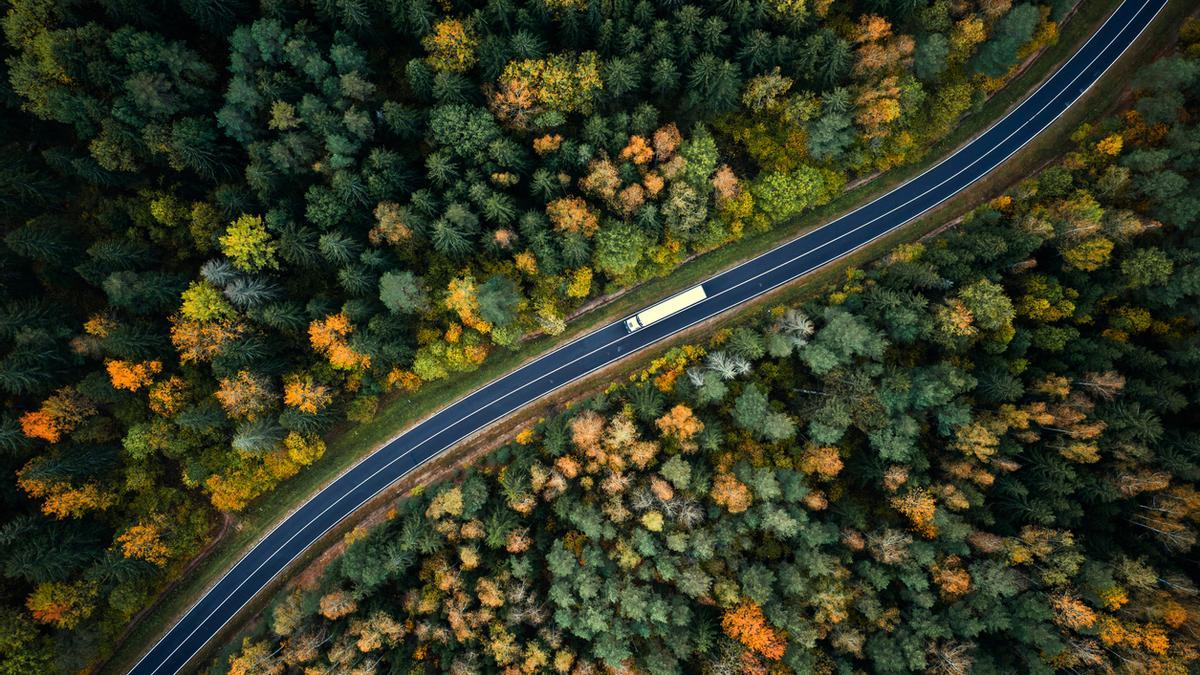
[0, 0, 1171, 670]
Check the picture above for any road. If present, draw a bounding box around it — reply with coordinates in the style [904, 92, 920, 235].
[130, 0, 1166, 671]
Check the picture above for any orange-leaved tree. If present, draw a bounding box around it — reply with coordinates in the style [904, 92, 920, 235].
[19, 387, 96, 443]
[106, 359, 162, 391]
[722, 601, 787, 660]
[309, 312, 371, 370]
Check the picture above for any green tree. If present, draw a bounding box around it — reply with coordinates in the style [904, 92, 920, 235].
[1120, 247, 1174, 288]
[761, 411, 797, 442]
[971, 4, 1040, 77]
[750, 165, 843, 225]
[800, 308, 887, 375]
[594, 221, 648, 282]
[379, 271, 430, 314]
[914, 33, 950, 81]
[733, 384, 769, 431]
[958, 278, 1015, 334]
[476, 275, 524, 328]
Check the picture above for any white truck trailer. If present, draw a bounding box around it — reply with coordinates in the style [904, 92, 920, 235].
[624, 285, 707, 332]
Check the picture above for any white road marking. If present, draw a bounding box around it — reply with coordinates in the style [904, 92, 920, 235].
[132, 2, 1163, 671]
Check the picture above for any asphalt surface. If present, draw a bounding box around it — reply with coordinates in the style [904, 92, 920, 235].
[131, 0, 1166, 671]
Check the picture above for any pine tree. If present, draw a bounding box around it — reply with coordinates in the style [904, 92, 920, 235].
[4, 220, 78, 265]
[687, 54, 741, 115]
[223, 276, 279, 309]
[232, 418, 285, 454]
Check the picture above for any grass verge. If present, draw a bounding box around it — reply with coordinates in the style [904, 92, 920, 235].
[104, 0, 1180, 670]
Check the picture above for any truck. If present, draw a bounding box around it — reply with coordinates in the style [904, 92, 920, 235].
[624, 285, 707, 332]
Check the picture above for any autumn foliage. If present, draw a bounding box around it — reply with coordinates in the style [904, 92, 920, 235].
[19, 388, 95, 443]
[26, 581, 96, 630]
[422, 19, 477, 73]
[283, 374, 334, 414]
[722, 602, 787, 660]
[117, 522, 171, 566]
[309, 313, 371, 370]
[546, 197, 600, 237]
[3, 0, 1198, 669]
[106, 359, 162, 391]
[215, 370, 273, 420]
[491, 52, 602, 125]
[654, 404, 703, 446]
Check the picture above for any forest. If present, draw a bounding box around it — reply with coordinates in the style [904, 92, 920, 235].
[0, 0, 1172, 671]
[222, 26, 1200, 675]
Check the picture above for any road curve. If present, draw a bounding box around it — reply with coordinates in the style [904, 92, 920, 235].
[131, 1, 1165, 671]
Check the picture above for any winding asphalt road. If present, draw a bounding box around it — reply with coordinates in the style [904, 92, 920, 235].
[131, 0, 1166, 671]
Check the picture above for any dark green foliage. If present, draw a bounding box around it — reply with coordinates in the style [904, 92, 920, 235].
[914, 33, 950, 82]
[0, 0, 1167, 670]
[476, 275, 524, 328]
[972, 4, 1041, 77]
[222, 38, 1200, 668]
[378, 270, 429, 314]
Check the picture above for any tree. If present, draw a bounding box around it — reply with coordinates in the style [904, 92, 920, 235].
[423, 19, 478, 73]
[711, 471, 753, 513]
[18, 387, 95, 443]
[800, 308, 887, 375]
[220, 215, 278, 271]
[680, 125, 721, 189]
[594, 221, 648, 282]
[686, 54, 742, 115]
[742, 68, 793, 112]
[546, 197, 599, 237]
[1120, 248, 1173, 288]
[915, 33, 950, 81]
[26, 581, 96, 630]
[722, 602, 786, 660]
[283, 374, 334, 414]
[733, 384, 769, 431]
[971, 4, 1040, 76]
[798, 30, 853, 88]
[181, 281, 237, 322]
[477, 276, 524, 328]
[117, 522, 171, 566]
[492, 52, 602, 125]
[650, 57, 681, 97]
[215, 370, 273, 420]
[1061, 235, 1113, 272]
[956, 278, 1015, 344]
[662, 183, 708, 238]
[761, 411, 797, 442]
[431, 215, 476, 258]
[1132, 56, 1200, 123]
[604, 57, 641, 99]
[749, 165, 843, 225]
[659, 455, 692, 490]
[0, 607, 54, 672]
[106, 360, 162, 392]
[707, 351, 750, 380]
[4, 217, 81, 266]
[168, 117, 229, 179]
[309, 313, 371, 370]
[227, 637, 278, 675]
[808, 106, 855, 162]
[379, 271, 429, 314]
[224, 276, 279, 309]
[655, 404, 703, 446]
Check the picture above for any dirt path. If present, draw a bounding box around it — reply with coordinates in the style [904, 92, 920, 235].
[90, 513, 234, 674]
